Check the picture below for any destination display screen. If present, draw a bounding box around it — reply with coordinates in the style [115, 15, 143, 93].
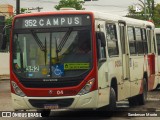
[14, 15, 91, 29]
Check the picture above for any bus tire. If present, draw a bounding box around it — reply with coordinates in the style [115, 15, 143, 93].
[99, 87, 116, 116]
[108, 87, 116, 111]
[138, 78, 147, 105]
[37, 109, 51, 117]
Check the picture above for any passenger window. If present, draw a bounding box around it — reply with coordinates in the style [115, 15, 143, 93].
[147, 29, 151, 53]
[141, 29, 148, 54]
[119, 25, 125, 54]
[106, 24, 119, 56]
[128, 27, 136, 55]
[153, 34, 156, 54]
[135, 28, 144, 55]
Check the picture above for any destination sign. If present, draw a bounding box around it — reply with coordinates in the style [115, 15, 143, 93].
[14, 15, 91, 29]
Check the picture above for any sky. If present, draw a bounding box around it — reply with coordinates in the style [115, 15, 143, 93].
[1, 0, 160, 16]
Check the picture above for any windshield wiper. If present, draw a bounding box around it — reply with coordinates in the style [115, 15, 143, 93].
[31, 30, 46, 51]
[55, 28, 73, 62]
[57, 28, 73, 52]
[31, 30, 47, 65]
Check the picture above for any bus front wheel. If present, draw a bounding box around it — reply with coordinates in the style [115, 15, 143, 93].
[98, 87, 116, 111]
[108, 87, 116, 111]
[98, 87, 116, 116]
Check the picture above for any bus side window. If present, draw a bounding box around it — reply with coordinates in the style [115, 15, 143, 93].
[96, 31, 106, 60]
[128, 27, 136, 55]
[135, 28, 144, 55]
[153, 31, 157, 54]
[141, 29, 148, 54]
[106, 23, 119, 57]
[147, 29, 156, 53]
[147, 29, 151, 53]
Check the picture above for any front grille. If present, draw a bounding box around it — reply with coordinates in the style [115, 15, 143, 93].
[29, 98, 74, 108]
[16, 70, 89, 88]
[21, 80, 81, 88]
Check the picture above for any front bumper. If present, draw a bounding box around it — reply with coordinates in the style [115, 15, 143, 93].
[11, 90, 99, 110]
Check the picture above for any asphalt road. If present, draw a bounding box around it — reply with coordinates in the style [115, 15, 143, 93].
[0, 79, 160, 120]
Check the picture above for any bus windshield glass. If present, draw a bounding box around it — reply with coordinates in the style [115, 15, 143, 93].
[12, 15, 92, 79]
[13, 29, 92, 78]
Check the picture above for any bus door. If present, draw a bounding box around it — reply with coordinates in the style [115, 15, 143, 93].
[147, 27, 156, 90]
[119, 21, 130, 99]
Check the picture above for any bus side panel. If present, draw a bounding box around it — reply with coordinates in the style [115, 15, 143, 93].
[147, 54, 155, 90]
[147, 55, 159, 90]
[95, 20, 110, 108]
[97, 62, 110, 108]
[148, 54, 155, 74]
[130, 56, 144, 97]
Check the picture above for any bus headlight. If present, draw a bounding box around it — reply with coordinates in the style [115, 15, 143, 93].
[11, 81, 25, 97]
[78, 78, 95, 95]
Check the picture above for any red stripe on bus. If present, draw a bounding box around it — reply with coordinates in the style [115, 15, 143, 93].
[148, 75, 155, 91]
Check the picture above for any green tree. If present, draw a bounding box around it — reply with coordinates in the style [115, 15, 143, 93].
[125, 0, 160, 27]
[55, 0, 85, 10]
[127, 5, 146, 20]
[20, 8, 31, 14]
[153, 4, 160, 27]
[126, 0, 154, 20]
[5, 17, 13, 25]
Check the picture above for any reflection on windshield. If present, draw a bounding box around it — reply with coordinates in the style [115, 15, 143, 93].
[13, 30, 92, 78]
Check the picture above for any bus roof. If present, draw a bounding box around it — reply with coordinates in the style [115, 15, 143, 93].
[14, 10, 155, 28]
[92, 11, 154, 28]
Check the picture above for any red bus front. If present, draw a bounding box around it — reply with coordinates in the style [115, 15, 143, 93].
[10, 11, 98, 110]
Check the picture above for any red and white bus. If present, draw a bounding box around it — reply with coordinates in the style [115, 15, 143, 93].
[1, 10, 159, 116]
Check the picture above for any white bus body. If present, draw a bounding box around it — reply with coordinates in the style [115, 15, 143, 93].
[9, 11, 159, 113]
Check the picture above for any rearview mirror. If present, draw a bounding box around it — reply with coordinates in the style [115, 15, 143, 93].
[96, 31, 106, 47]
[96, 33, 106, 62]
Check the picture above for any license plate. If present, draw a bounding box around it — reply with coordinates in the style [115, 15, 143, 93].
[44, 104, 59, 109]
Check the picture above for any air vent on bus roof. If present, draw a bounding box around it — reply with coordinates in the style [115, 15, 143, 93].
[59, 8, 76, 10]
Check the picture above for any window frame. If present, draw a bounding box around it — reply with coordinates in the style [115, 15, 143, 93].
[141, 28, 148, 54]
[127, 26, 137, 55]
[105, 23, 119, 57]
[146, 28, 152, 53]
[135, 27, 144, 55]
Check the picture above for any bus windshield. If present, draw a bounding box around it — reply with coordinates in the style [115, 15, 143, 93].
[12, 29, 92, 78]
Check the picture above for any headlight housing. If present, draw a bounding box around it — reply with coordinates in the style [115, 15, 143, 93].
[11, 81, 25, 97]
[78, 78, 95, 95]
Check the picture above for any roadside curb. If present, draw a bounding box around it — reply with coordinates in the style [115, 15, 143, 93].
[0, 79, 10, 81]
[0, 75, 10, 81]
